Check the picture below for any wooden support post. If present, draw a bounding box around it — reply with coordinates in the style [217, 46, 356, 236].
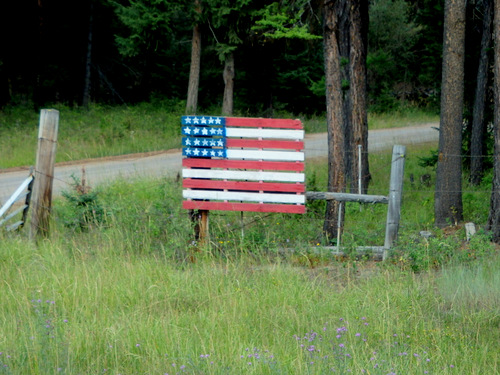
[383, 145, 406, 260]
[30, 109, 59, 240]
[199, 209, 209, 244]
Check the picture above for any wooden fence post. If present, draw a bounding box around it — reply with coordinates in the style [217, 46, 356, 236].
[30, 109, 59, 240]
[383, 144, 406, 260]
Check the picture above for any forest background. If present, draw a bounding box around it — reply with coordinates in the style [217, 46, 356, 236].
[1, 0, 454, 115]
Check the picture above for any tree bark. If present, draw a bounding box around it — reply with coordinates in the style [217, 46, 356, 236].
[470, 0, 492, 185]
[186, 0, 202, 115]
[222, 52, 234, 115]
[487, 0, 500, 242]
[434, 0, 466, 227]
[82, 1, 93, 109]
[349, 0, 370, 193]
[323, 0, 347, 241]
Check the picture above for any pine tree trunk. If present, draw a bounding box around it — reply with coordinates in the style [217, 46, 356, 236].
[434, 0, 466, 227]
[323, 0, 347, 241]
[349, 0, 370, 193]
[222, 52, 234, 116]
[487, 0, 500, 242]
[82, 1, 93, 109]
[186, 0, 202, 115]
[470, 0, 492, 185]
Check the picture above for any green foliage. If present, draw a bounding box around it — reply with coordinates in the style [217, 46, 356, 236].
[61, 174, 105, 231]
[252, 2, 322, 41]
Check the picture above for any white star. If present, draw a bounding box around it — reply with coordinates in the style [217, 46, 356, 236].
[217, 140, 224, 147]
[193, 148, 200, 156]
[185, 148, 192, 155]
[194, 139, 200, 146]
[185, 117, 192, 124]
[201, 117, 207, 124]
[218, 150, 224, 157]
[209, 127, 216, 135]
[185, 139, 191, 146]
[216, 128, 224, 135]
[193, 127, 200, 134]
[201, 149, 208, 156]
[202, 139, 208, 146]
[215, 117, 222, 125]
[193, 117, 200, 124]
[210, 150, 216, 157]
[201, 128, 208, 135]
[210, 140, 216, 147]
[208, 117, 214, 124]
[183, 127, 191, 135]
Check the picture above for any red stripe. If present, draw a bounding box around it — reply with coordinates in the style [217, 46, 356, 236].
[225, 117, 303, 129]
[182, 158, 305, 171]
[227, 139, 304, 150]
[183, 179, 305, 193]
[183, 200, 305, 214]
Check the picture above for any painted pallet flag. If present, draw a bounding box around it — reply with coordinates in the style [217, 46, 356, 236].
[181, 116, 305, 214]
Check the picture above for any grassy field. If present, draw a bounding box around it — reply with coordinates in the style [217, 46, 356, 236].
[0, 103, 438, 169]
[0, 104, 498, 374]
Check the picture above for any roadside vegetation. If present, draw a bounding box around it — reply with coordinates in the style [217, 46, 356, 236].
[0, 110, 498, 373]
[0, 103, 438, 169]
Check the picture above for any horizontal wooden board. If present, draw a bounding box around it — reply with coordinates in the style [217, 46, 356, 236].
[183, 190, 305, 204]
[182, 158, 305, 172]
[183, 178, 305, 193]
[182, 168, 305, 182]
[226, 127, 304, 140]
[225, 117, 303, 129]
[226, 149, 304, 161]
[183, 200, 306, 214]
[226, 138, 304, 150]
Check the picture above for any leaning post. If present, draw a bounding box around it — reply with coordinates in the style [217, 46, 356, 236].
[30, 109, 59, 240]
[383, 144, 406, 260]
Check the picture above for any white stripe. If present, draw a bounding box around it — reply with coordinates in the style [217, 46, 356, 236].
[226, 149, 304, 161]
[183, 190, 305, 204]
[226, 127, 304, 140]
[182, 169, 305, 182]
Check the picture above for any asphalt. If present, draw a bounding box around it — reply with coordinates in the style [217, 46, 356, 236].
[0, 123, 439, 205]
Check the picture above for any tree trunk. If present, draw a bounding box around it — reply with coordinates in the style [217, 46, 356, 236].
[349, 0, 370, 193]
[323, 0, 347, 241]
[487, 0, 500, 242]
[82, 1, 93, 109]
[434, 0, 466, 228]
[470, 0, 492, 185]
[222, 52, 234, 115]
[186, 0, 202, 115]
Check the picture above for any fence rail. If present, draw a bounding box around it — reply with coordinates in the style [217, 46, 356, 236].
[0, 173, 34, 231]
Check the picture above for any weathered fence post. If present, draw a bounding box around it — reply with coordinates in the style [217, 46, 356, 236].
[30, 109, 59, 240]
[383, 144, 406, 260]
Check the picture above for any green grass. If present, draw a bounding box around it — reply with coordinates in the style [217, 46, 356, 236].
[1, 105, 497, 374]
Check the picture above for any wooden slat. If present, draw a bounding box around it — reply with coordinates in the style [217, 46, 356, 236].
[226, 149, 304, 161]
[225, 117, 303, 129]
[183, 200, 306, 213]
[227, 138, 304, 150]
[183, 190, 305, 204]
[226, 128, 304, 140]
[182, 169, 305, 182]
[0, 176, 34, 219]
[182, 158, 305, 171]
[183, 179, 305, 193]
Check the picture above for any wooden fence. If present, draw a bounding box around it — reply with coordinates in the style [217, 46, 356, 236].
[306, 145, 406, 260]
[0, 171, 34, 231]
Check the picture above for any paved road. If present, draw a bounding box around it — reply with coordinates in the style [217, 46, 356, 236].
[0, 123, 439, 205]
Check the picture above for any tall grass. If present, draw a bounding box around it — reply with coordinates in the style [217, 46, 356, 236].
[1, 230, 498, 374]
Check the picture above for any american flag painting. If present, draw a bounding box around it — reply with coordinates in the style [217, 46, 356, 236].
[181, 116, 306, 214]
